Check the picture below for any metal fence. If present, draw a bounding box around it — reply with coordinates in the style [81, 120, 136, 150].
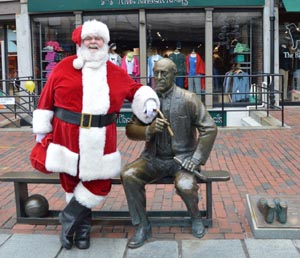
[0, 73, 284, 128]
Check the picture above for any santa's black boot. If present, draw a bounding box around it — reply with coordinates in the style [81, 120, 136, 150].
[59, 197, 90, 249]
[74, 209, 92, 249]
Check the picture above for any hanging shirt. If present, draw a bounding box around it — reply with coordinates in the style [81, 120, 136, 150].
[108, 53, 121, 67]
[148, 54, 163, 78]
[188, 56, 197, 76]
[126, 59, 134, 75]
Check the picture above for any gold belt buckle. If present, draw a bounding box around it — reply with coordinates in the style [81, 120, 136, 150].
[80, 113, 92, 128]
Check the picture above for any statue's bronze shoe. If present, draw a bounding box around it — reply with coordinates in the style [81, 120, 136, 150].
[127, 224, 152, 249]
[191, 218, 206, 238]
[274, 198, 288, 224]
[257, 197, 275, 224]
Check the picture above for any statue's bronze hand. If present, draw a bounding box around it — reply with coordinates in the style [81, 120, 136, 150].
[182, 157, 199, 173]
[149, 118, 170, 134]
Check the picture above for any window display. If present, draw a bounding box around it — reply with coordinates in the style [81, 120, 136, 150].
[146, 11, 205, 92]
[32, 16, 76, 91]
[279, 21, 300, 103]
[213, 11, 262, 105]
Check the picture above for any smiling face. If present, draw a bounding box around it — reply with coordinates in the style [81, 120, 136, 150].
[82, 36, 104, 51]
[153, 58, 177, 93]
[80, 35, 108, 64]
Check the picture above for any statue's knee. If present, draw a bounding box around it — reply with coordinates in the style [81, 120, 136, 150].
[121, 167, 138, 181]
[176, 176, 194, 191]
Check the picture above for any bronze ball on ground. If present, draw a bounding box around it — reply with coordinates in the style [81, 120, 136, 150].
[24, 194, 49, 217]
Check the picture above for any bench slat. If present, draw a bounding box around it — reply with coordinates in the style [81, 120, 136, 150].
[0, 170, 230, 184]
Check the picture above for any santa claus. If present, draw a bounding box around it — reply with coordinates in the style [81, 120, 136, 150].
[31, 19, 159, 250]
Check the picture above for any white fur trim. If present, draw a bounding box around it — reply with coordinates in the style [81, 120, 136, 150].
[81, 64, 109, 114]
[79, 147, 121, 181]
[81, 20, 110, 44]
[74, 182, 105, 209]
[132, 86, 160, 124]
[65, 192, 74, 203]
[32, 109, 54, 134]
[45, 143, 78, 176]
[73, 56, 84, 69]
[79, 127, 121, 181]
[77, 59, 117, 181]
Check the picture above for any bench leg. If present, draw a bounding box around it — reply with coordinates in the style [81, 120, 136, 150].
[14, 182, 29, 219]
[206, 182, 213, 227]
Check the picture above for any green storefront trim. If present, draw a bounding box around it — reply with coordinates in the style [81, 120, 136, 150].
[282, 0, 300, 12]
[28, 0, 264, 13]
[116, 109, 226, 127]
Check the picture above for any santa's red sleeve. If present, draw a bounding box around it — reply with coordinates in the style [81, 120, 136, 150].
[32, 72, 56, 134]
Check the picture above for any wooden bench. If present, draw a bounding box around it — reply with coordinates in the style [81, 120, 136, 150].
[0, 170, 230, 227]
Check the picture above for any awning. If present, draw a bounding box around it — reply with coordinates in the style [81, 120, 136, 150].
[283, 0, 300, 12]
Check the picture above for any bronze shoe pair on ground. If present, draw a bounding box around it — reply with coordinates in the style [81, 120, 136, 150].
[257, 197, 288, 224]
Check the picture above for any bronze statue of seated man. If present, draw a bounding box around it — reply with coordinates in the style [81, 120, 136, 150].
[121, 58, 218, 248]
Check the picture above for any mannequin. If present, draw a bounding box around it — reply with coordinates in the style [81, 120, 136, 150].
[108, 43, 121, 67]
[169, 43, 186, 88]
[147, 47, 162, 86]
[121, 51, 140, 82]
[213, 47, 224, 92]
[185, 49, 205, 96]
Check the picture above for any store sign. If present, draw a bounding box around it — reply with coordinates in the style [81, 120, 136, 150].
[116, 110, 226, 127]
[209, 110, 227, 127]
[117, 110, 132, 127]
[0, 97, 15, 105]
[286, 23, 300, 50]
[28, 0, 264, 12]
[282, 51, 300, 59]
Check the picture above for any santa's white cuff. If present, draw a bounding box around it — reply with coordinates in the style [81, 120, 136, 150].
[32, 109, 54, 134]
[132, 86, 160, 124]
[45, 143, 78, 176]
[74, 182, 105, 209]
[65, 192, 74, 203]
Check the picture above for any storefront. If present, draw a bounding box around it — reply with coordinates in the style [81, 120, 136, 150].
[0, 0, 19, 93]
[21, 0, 272, 108]
[279, 0, 300, 104]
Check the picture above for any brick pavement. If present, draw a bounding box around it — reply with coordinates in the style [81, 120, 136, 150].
[0, 107, 299, 241]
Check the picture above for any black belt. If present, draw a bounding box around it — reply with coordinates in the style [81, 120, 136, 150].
[54, 108, 117, 128]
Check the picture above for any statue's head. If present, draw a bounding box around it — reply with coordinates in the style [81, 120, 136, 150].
[153, 58, 177, 94]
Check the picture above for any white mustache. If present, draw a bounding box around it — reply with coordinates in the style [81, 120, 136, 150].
[88, 44, 99, 49]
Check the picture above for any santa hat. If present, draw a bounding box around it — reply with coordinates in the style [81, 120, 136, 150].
[72, 20, 110, 69]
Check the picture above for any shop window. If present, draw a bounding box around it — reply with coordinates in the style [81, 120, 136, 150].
[32, 16, 76, 92]
[279, 22, 300, 103]
[84, 13, 139, 81]
[146, 11, 205, 94]
[213, 11, 262, 106]
[0, 23, 18, 94]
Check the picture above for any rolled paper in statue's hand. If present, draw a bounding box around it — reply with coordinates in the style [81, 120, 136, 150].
[154, 109, 174, 137]
[173, 157, 207, 181]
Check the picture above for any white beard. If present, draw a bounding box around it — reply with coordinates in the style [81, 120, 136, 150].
[79, 44, 109, 69]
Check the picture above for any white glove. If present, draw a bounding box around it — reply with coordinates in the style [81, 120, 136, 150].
[36, 133, 46, 143]
[144, 99, 158, 118]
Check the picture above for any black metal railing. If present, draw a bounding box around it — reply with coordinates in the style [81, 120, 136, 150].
[0, 73, 284, 128]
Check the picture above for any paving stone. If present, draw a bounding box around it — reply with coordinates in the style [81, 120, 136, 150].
[245, 239, 300, 258]
[0, 233, 60, 258]
[126, 240, 178, 258]
[182, 240, 246, 258]
[58, 238, 127, 258]
[0, 233, 11, 245]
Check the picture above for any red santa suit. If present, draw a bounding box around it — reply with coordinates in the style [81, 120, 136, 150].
[32, 22, 159, 209]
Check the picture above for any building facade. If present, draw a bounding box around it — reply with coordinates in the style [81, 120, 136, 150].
[1, 1, 300, 107]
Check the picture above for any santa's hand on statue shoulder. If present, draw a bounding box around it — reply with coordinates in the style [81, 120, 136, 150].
[144, 98, 158, 118]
